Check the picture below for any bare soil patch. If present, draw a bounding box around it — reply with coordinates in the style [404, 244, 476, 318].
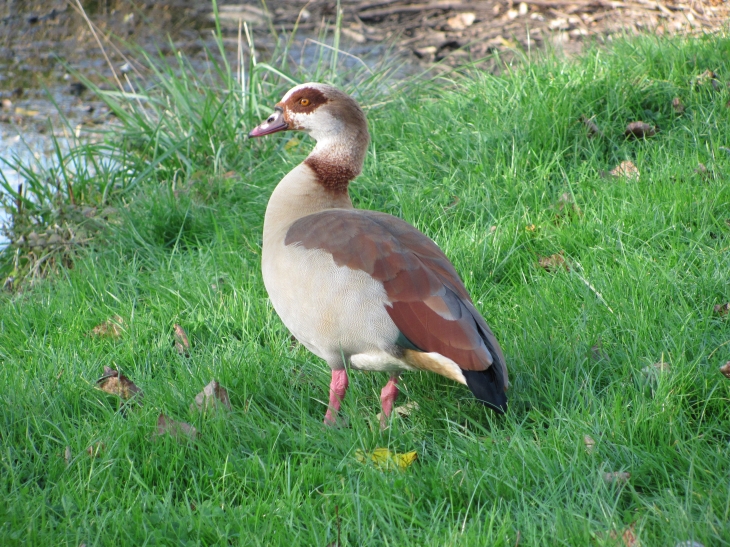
[1, 1, 727, 87]
[251, 0, 729, 62]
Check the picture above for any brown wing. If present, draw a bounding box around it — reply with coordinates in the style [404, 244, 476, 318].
[284, 209, 507, 387]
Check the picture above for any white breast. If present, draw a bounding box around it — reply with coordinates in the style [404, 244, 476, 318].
[262, 240, 413, 371]
[261, 163, 416, 372]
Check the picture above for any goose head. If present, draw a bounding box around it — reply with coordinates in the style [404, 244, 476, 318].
[249, 84, 369, 175]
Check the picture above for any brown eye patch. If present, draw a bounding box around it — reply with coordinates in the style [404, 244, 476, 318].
[284, 86, 329, 113]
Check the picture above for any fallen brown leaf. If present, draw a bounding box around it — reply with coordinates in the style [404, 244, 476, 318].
[694, 69, 717, 87]
[603, 471, 631, 484]
[720, 361, 730, 379]
[154, 413, 198, 440]
[64, 445, 72, 466]
[610, 160, 640, 181]
[191, 380, 231, 412]
[581, 115, 603, 138]
[556, 192, 581, 216]
[538, 252, 568, 272]
[86, 442, 105, 458]
[625, 121, 656, 139]
[95, 366, 142, 399]
[90, 315, 124, 339]
[583, 434, 596, 453]
[713, 303, 730, 316]
[671, 97, 685, 114]
[174, 324, 190, 355]
[609, 523, 638, 547]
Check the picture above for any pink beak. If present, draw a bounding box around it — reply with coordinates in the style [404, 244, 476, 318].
[248, 107, 288, 138]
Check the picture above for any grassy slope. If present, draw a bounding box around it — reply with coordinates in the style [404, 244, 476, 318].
[1, 35, 730, 546]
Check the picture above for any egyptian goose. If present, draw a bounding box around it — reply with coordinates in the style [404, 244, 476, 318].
[249, 83, 508, 427]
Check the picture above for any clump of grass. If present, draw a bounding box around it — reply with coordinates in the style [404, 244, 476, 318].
[1, 27, 729, 547]
[0, 2, 399, 287]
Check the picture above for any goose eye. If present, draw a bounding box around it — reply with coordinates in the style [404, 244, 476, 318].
[299, 98, 310, 106]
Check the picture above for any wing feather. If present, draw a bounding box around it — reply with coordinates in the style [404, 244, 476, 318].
[285, 209, 507, 389]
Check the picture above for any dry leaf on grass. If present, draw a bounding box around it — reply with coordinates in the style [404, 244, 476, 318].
[720, 362, 730, 379]
[671, 97, 685, 114]
[694, 69, 717, 88]
[581, 115, 603, 138]
[86, 443, 105, 457]
[173, 324, 190, 355]
[375, 401, 419, 424]
[609, 523, 638, 547]
[154, 413, 198, 440]
[625, 121, 656, 139]
[525, 224, 536, 232]
[90, 316, 124, 339]
[603, 471, 631, 484]
[190, 380, 231, 412]
[355, 448, 417, 471]
[610, 160, 640, 181]
[64, 445, 72, 466]
[583, 435, 596, 453]
[713, 303, 730, 316]
[96, 366, 142, 399]
[556, 192, 582, 217]
[538, 252, 568, 272]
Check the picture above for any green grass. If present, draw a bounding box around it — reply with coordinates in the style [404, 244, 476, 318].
[2, 33, 730, 546]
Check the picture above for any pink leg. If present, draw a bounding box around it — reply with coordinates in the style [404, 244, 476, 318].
[379, 374, 400, 429]
[324, 369, 349, 426]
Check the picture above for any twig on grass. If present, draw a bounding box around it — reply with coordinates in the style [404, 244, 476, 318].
[572, 261, 614, 314]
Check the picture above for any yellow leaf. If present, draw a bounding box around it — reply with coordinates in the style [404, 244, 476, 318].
[525, 224, 536, 232]
[355, 448, 417, 471]
[284, 137, 300, 150]
[497, 36, 518, 48]
[14, 107, 40, 116]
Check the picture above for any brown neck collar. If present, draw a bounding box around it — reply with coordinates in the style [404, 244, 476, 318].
[304, 156, 359, 195]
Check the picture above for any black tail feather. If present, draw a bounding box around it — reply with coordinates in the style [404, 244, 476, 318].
[462, 367, 508, 414]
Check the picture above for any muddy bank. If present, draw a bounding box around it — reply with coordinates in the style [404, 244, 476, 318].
[3, 1, 728, 95]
